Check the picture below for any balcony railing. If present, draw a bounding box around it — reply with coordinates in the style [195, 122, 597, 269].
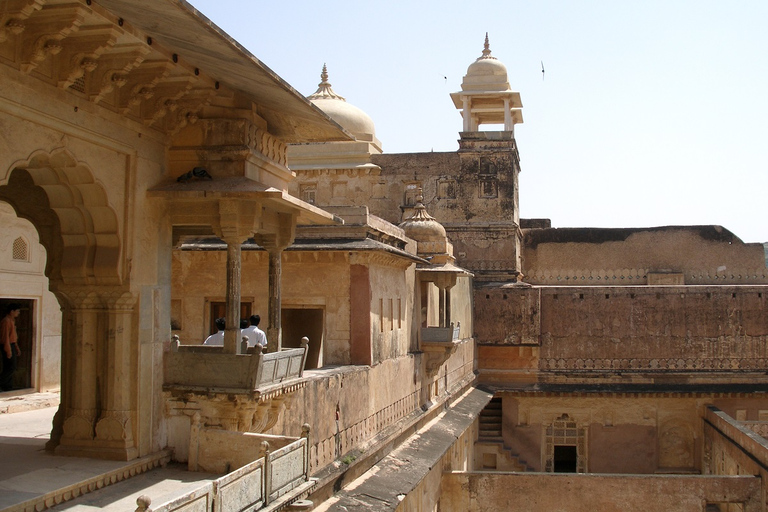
[135, 426, 314, 512]
[164, 336, 309, 393]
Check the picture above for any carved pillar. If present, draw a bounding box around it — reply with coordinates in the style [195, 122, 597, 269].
[266, 248, 282, 353]
[216, 199, 254, 355]
[438, 286, 446, 328]
[93, 292, 138, 460]
[255, 213, 296, 353]
[223, 236, 242, 354]
[56, 291, 101, 455]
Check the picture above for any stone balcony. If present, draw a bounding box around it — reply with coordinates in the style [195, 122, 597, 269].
[420, 323, 462, 375]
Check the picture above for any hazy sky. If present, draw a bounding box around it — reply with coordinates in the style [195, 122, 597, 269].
[188, 1, 767, 244]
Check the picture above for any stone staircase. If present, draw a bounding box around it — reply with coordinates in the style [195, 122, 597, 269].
[476, 397, 532, 472]
[478, 397, 503, 439]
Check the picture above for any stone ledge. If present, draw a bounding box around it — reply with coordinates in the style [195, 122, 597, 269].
[7, 450, 171, 512]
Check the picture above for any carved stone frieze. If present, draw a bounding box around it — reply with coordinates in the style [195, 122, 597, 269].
[95, 410, 135, 442]
[62, 408, 97, 441]
[540, 357, 768, 372]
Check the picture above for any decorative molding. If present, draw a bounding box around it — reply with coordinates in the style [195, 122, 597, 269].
[540, 357, 768, 372]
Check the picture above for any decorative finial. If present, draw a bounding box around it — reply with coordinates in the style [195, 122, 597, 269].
[479, 32, 496, 60]
[404, 187, 437, 223]
[308, 63, 345, 101]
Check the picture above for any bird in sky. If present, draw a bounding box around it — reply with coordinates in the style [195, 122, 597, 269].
[541, 61, 545, 81]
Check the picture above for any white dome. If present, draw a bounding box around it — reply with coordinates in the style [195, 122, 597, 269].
[461, 34, 511, 92]
[310, 97, 376, 141]
[467, 56, 508, 78]
[308, 65, 376, 142]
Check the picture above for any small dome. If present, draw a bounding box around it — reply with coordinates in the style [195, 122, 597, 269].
[308, 64, 376, 142]
[461, 34, 511, 92]
[399, 193, 447, 243]
[467, 56, 508, 78]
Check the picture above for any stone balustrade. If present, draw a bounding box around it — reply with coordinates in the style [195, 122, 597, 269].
[164, 336, 309, 393]
[135, 425, 313, 511]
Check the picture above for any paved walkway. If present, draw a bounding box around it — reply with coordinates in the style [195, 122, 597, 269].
[0, 397, 218, 512]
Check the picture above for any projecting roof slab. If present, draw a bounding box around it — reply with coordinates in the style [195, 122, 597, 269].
[95, 0, 353, 143]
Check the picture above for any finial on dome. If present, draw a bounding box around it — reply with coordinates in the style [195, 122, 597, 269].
[308, 63, 346, 101]
[479, 32, 496, 60]
[406, 188, 437, 223]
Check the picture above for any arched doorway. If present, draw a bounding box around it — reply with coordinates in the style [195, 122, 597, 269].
[0, 149, 138, 460]
[0, 202, 62, 393]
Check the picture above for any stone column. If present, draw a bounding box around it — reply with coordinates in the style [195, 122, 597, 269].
[438, 286, 446, 328]
[255, 213, 296, 353]
[56, 291, 101, 455]
[504, 98, 512, 131]
[223, 236, 242, 354]
[93, 291, 138, 460]
[462, 96, 471, 132]
[266, 248, 282, 353]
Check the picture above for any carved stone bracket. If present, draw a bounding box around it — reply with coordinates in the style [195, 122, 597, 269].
[422, 340, 460, 375]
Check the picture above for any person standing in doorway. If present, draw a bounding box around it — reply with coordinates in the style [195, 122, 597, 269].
[242, 314, 267, 349]
[0, 303, 21, 391]
[203, 317, 225, 346]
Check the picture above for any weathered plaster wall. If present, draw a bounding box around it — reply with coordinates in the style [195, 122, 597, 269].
[439, 472, 761, 512]
[494, 395, 768, 475]
[0, 204, 62, 391]
[166, 339, 476, 475]
[703, 406, 768, 512]
[171, 249, 417, 366]
[475, 285, 768, 382]
[523, 227, 768, 285]
[369, 261, 413, 364]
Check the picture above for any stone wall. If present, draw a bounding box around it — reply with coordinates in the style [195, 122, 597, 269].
[523, 226, 768, 286]
[0, 203, 61, 391]
[172, 250, 412, 366]
[439, 472, 761, 512]
[703, 406, 768, 510]
[166, 339, 476, 475]
[475, 285, 768, 382]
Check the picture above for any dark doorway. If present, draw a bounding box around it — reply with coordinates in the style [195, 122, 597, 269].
[209, 302, 252, 335]
[281, 308, 323, 369]
[0, 298, 34, 391]
[553, 445, 578, 473]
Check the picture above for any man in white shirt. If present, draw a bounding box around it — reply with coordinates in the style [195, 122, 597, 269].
[242, 314, 267, 348]
[203, 317, 225, 345]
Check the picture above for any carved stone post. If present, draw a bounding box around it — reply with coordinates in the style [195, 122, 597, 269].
[217, 199, 253, 355]
[56, 291, 101, 456]
[438, 286, 446, 328]
[267, 247, 282, 353]
[223, 236, 242, 354]
[255, 213, 296, 353]
[93, 291, 138, 460]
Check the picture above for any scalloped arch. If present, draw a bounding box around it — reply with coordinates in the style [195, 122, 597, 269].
[0, 148, 122, 285]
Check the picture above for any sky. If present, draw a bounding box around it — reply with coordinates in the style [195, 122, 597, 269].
[188, 1, 768, 244]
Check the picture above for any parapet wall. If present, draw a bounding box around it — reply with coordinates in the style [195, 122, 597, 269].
[523, 226, 767, 286]
[439, 472, 761, 512]
[475, 284, 768, 383]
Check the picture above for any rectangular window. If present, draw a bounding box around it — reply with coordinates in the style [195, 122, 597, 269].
[379, 298, 384, 332]
[397, 298, 402, 329]
[389, 298, 394, 330]
[300, 184, 317, 205]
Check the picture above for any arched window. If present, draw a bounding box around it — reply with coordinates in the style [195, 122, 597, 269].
[12, 236, 28, 262]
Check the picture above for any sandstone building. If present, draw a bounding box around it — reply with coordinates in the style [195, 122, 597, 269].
[0, 2, 766, 512]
